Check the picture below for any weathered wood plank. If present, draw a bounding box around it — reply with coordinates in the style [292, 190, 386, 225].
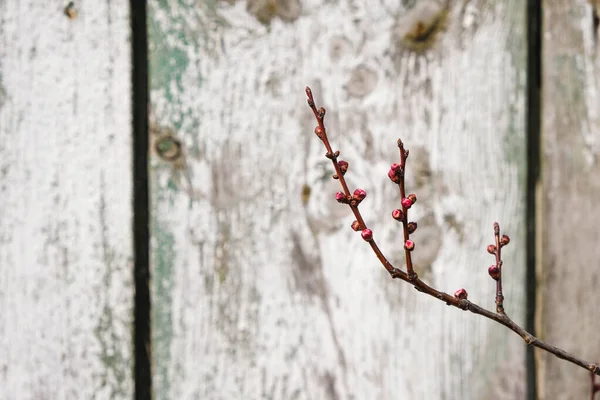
[538, 1, 600, 399]
[0, 1, 133, 399]
[149, 1, 527, 399]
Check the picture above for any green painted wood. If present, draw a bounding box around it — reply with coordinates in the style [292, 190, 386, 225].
[0, 1, 134, 399]
[149, 1, 527, 398]
[537, 1, 600, 399]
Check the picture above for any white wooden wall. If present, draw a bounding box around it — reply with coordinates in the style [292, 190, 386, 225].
[3, 1, 600, 399]
[537, 1, 600, 399]
[0, 2, 134, 399]
[148, 1, 527, 399]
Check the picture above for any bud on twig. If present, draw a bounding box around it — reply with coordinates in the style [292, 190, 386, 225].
[314, 126, 324, 139]
[353, 188, 367, 201]
[407, 222, 418, 234]
[317, 107, 326, 119]
[404, 240, 415, 251]
[392, 209, 405, 221]
[488, 265, 501, 280]
[408, 193, 417, 204]
[454, 288, 468, 300]
[361, 229, 373, 241]
[500, 234, 510, 247]
[388, 163, 402, 184]
[338, 160, 349, 175]
[325, 150, 340, 160]
[487, 244, 496, 255]
[351, 220, 361, 231]
[335, 191, 348, 204]
[401, 197, 412, 209]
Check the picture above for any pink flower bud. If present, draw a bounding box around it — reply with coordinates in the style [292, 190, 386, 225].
[488, 265, 501, 280]
[454, 288, 468, 300]
[314, 126, 324, 138]
[487, 244, 496, 255]
[388, 169, 400, 184]
[353, 188, 367, 201]
[337, 160, 349, 175]
[335, 191, 348, 203]
[408, 193, 417, 204]
[388, 164, 402, 184]
[361, 229, 373, 241]
[407, 222, 417, 234]
[404, 240, 415, 251]
[392, 209, 404, 221]
[401, 197, 412, 209]
[351, 220, 361, 231]
[500, 234, 510, 247]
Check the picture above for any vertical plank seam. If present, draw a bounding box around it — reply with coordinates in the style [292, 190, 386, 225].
[130, 0, 152, 399]
[526, 1, 542, 399]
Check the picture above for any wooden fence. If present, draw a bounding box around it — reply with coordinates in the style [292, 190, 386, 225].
[1, 1, 599, 399]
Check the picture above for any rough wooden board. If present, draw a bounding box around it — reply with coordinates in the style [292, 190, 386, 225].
[149, 1, 527, 399]
[538, 1, 600, 399]
[0, 1, 133, 399]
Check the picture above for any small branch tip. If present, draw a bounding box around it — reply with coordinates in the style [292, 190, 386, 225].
[305, 86, 312, 97]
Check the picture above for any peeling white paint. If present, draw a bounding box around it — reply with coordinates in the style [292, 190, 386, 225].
[0, 1, 133, 399]
[538, 1, 600, 399]
[150, 1, 526, 399]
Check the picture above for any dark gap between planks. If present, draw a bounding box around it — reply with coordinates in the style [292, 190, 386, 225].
[526, 1, 542, 399]
[130, 0, 152, 398]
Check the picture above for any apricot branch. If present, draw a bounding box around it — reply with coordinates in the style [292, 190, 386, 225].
[305, 85, 600, 377]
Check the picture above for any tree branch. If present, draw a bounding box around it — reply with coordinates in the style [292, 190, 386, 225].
[305, 86, 600, 377]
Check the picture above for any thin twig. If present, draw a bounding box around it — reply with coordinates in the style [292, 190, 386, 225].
[395, 140, 417, 280]
[493, 222, 505, 314]
[592, 370, 600, 400]
[305, 86, 600, 377]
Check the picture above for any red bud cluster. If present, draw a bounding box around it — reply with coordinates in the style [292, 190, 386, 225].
[388, 163, 402, 184]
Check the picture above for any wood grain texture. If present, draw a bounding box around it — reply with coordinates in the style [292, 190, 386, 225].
[538, 1, 600, 399]
[149, 1, 527, 399]
[0, 1, 133, 399]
